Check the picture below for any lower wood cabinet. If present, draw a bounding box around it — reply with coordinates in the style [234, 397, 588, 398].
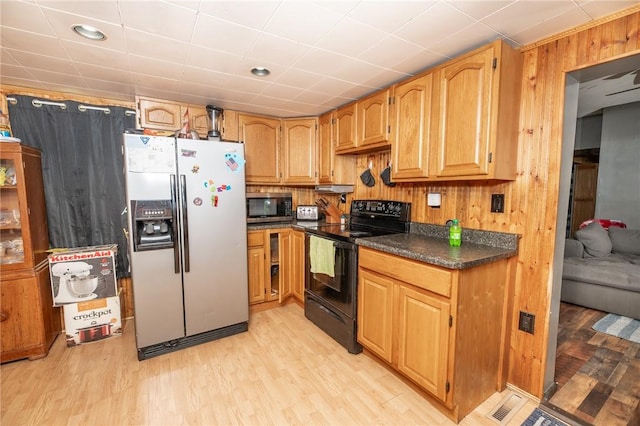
[1, 260, 61, 363]
[358, 247, 509, 422]
[247, 228, 305, 306]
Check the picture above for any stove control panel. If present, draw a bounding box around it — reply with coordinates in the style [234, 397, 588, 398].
[351, 200, 411, 221]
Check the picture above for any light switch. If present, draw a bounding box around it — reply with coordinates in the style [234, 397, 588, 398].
[427, 192, 441, 207]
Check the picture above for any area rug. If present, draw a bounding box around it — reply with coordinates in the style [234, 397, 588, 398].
[592, 313, 640, 344]
[520, 407, 571, 426]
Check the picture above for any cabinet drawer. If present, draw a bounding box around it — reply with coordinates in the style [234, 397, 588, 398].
[359, 248, 452, 297]
[247, 231, 265, 247]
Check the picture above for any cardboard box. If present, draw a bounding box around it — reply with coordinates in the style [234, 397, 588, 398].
[48, 244, 118, 307]
[63, 291, 122, 347]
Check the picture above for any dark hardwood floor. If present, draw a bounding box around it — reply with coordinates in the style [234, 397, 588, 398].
[546, 302, 640, 425]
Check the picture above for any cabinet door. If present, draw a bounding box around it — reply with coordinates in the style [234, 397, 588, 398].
[282, 118, 317, 185]
[391, 74, 434, 180]
[183, 106, 210, 139]
[1, 277, 44, 358]
[137, 97, 182, 131]
[239, 114, 281, 184]
[358, 269, 394, 363]
[436, 45, 494, 177]
[358, 89, 390, 148]
[334, 103, 357, 153]
[278, 231, 292, 302]
[318, 112, 333, 184]
[222, 109, 239, 142]
[396, 284, 451, 401]
[291, 230, 305, 302]
[247, 246, 266, 305]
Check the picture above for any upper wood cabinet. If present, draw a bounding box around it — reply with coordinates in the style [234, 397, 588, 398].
[137, 96, 181, 132]
[334, 102, 357, 153]
[282, 118, 317, 185]
[221, 109, 239, 142]
[136, 96, 211, 139]
[434, 40, 522, 181]
[357, 88, 391, 150]
[390, 73, 435, 181]
[318, 111, 356, 185]
[239, 113, 281, 184]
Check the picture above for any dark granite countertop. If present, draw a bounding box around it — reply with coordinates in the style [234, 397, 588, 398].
[247, 220, 327, 231]
[355, 223, 519, 270]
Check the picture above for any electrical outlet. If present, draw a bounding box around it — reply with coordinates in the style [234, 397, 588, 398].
[518, 311, 535, 334]
[491, 194, 505, 213]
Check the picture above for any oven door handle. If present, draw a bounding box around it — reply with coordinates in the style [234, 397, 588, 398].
[332, 240, 354, 250]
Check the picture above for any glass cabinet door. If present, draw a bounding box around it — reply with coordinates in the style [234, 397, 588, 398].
[0, 158, 24, 265]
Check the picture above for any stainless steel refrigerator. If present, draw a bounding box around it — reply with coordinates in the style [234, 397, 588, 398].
[123, 134, 248, 360]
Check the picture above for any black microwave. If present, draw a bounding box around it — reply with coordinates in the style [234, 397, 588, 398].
[246, 192, 293, 223]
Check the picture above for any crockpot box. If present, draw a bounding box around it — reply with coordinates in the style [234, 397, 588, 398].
[63, 289, 123, 347]
[48, 244, 118, 307]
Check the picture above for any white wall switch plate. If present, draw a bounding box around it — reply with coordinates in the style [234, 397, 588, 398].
[427, 192, 441, 207]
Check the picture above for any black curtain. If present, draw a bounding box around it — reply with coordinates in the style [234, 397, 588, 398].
[8, 95, 134, 277]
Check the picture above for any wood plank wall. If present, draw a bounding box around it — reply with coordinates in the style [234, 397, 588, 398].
[3, 6, 639, 397]
[349, 8, 640, 397]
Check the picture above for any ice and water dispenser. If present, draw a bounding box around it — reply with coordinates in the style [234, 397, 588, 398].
[131, 200, 174, 251]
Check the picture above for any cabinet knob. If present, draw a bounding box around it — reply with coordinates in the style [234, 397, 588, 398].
[0, 311, 7, 322]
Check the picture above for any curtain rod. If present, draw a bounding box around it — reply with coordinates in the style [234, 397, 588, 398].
[5, 96, 135, 116]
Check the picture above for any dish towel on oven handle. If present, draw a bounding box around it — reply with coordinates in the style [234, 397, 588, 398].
[310, 235, 335, 277]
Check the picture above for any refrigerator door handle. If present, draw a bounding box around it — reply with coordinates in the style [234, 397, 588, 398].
[180, 174, 190, 273]
[170, 174, 181, 274]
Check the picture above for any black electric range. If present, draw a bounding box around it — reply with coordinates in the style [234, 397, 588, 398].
[303, 200, 411, 354]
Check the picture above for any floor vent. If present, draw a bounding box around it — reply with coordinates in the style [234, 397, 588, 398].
[486, 392, 527, 425]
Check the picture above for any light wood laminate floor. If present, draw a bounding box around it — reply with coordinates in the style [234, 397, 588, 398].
[1, 303, 537, 425]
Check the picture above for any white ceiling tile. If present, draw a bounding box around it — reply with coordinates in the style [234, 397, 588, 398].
[0, 63, 36, 80]
[118, 1, 197, 42]
[509, 7, 592, 46]
[40, 8, 127, 50]
[307, 76, 362, 97]
[260, 82, 304, 99]
[0, 49, 21, 66]
[81, 77, 133, 95]
[197, 1, 280, 30]
[28, 68, 85, 87]
[314, 0, 359, 16]
[263, 2, 342, 45]
[316, 16, 387, 58]
[293, 89, 334, 105]
[38, 1, 122, 25]
[0, 1, 55, 36]
[445, 0, 516, 20]
[128, 55, 185, 80]
[577, 1, 640, 19]
[4, 49, 79, 74]
[348, 1, 438, 33]
[132, 72, 180, 93]
[184, 45, 245, 75]
[393, 2, 477, 49]
[191, 13, 261, 56]
[62, 40, 129, 70]
[124, 29, 189, 63]
[0, 27, 68, 58]
[392, 49, 450, 75]
[481, 1, 577, 38]
[273, 68, 324, 89]
[246, 33, 310, 67]
[75, 63, 132, 84]
[293, 48, 353, 76]
[360, 69, 411, 89]
[357, 35, 425, 69]
[428, 23, 502, 58]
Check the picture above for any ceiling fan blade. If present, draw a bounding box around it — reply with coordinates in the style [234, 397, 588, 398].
[605, 86, 640, 96]
[603, 71, 630, 80]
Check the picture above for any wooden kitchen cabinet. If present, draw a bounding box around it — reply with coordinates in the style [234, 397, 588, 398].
[247, 230, 268, 305]
[358, 247, 509, 422]
[282, 118, 317, 185]
[290, 229, 305, 303]
[135, 96, 211, 139]
[221, 109, 239, 142]
[184, 105, 210, 139]
[434, 39, 522, 181]
[318, 111, 356, 185]
[334, 102, 358, 153]
[357, 88, 391, 151]
[390, 73, 436, 181]
[239, 114, 281, 184]
[1, 144, 60, 362]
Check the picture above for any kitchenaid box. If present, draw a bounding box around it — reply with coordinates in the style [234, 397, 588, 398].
[63, 290, 122, 347]
[48, 244, 118, 307]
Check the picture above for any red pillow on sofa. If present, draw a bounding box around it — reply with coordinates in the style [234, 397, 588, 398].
[579, 219, 627, 230]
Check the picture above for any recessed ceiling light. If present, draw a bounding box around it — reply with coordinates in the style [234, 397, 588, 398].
[251, 67, 270, 77]
[72, 24, 106, 41]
